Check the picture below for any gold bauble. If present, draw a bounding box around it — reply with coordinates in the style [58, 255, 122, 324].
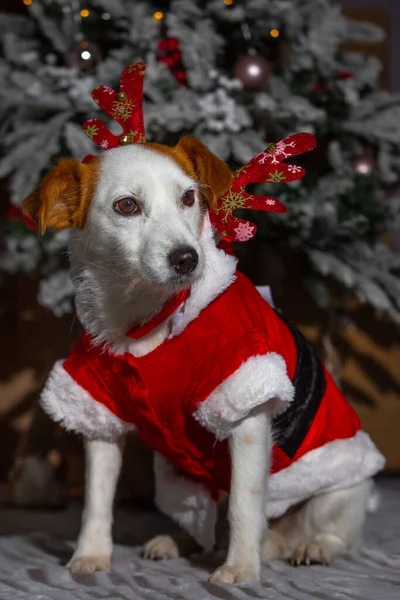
[266, 142, 276, 153]
[119, 135, 131, 145]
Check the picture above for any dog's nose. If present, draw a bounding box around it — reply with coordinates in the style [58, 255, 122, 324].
[169, 247, 198, 275]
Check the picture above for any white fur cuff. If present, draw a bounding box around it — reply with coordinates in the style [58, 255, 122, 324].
[40, 361, 133, 441]
[193, 353, 294, 440]
[266, 430, 385, 518]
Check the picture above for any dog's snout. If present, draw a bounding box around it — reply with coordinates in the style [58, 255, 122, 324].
[169, 247, 199, 275]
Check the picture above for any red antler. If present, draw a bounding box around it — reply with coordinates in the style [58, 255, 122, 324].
[82, 62, 146, 156]
[210, 133, 317, 242]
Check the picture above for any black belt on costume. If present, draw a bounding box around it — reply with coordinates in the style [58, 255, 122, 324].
[272, 311, 327, 459]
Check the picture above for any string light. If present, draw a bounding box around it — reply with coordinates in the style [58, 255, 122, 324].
[224, 0, 234, 5]
[80, 9, 90, 18]
[79, 39, 90, 60]
[153, 11, 164, 20]
[23, 0, 33, 5]
[270, 29, 280, 38]
[102, 12, 111, 20]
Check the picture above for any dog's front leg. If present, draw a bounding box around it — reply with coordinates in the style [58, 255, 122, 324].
[68, 437, 124, 574]
[210, 408, 271, 584]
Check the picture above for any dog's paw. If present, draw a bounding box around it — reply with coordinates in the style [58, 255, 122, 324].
[290, 541, 330, 567]
[290, 533, 344, 567]
[67, 555, 111, 574]
[209, 563, 260, 585]
[143, 535, 180, 560]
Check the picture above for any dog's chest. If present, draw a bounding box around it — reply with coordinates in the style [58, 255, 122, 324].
[127, 320, 172, 358]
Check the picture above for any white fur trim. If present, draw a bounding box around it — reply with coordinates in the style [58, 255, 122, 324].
[153, 453, 217, 552]
[40, 361, 133, 441]
[154, 431, 384, 550]
[267, 430, 385, 519]
[170, 221, 237, 337]
[193, 353, 294, 440]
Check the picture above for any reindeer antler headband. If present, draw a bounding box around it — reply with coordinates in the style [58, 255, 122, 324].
[210, 133, 316, 242]
[82, 63, 317, 242]
[82, 62, 146, 161]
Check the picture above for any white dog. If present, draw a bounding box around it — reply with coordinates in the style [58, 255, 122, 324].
[23, 137, 384, 584]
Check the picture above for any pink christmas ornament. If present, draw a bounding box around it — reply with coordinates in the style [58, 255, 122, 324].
[352, 155, 376, 176]
[233, 54, 271, 91]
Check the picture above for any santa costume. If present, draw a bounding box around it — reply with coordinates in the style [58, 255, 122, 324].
[41, 227, 384, 550]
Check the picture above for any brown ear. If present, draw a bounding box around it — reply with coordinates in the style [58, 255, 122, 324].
[174, 136, 233, 208]
[22, 158, 99, 235]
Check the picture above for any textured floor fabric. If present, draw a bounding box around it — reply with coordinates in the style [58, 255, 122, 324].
[0, 478, 399, 600]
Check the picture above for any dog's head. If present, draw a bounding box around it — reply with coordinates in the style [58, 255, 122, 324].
[22, 137, 232, 288]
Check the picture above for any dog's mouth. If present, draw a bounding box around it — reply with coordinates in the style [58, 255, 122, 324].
[166, 271, 198, 287]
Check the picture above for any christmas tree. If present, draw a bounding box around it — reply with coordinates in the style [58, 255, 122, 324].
[1, 0, 400, 322]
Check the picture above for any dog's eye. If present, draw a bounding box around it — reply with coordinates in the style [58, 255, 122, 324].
[182, 190, 195, 207]
[114, 198, 139, 215]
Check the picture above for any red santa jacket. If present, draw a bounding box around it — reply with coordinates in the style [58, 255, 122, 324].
[59, 272, 363, 501]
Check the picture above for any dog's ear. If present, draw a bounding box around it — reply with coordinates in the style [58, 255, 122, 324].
[175, 137, 233, 208]
[22, 158, 98, 235]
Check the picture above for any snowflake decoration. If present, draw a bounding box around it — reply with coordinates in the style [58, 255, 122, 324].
[132, 131, 146, 144]
[265, 199, 276, 206]
[100, 140, 109, 149]
[122, 130, 146, 144]
[85, 124, 99, 139]
[215, 189, 247, 223]
[256, 151, 270, 165]
[257, 140, 298, 166]
[127, 63, 145, 75]
[234, 221, 256, 242]
[270, 140, 296, 164]
[102, 86, 114, 95]
[111, 97, 134, 121]
[288, 164, 302, 174]
[267, 170, 285, 183]
[236, 165, 248, 175]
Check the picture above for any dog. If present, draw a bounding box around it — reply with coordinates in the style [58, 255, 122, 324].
[22, 136, 384, 584]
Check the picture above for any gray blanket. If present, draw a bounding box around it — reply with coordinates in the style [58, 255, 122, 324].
[0, 478, 399, 600]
